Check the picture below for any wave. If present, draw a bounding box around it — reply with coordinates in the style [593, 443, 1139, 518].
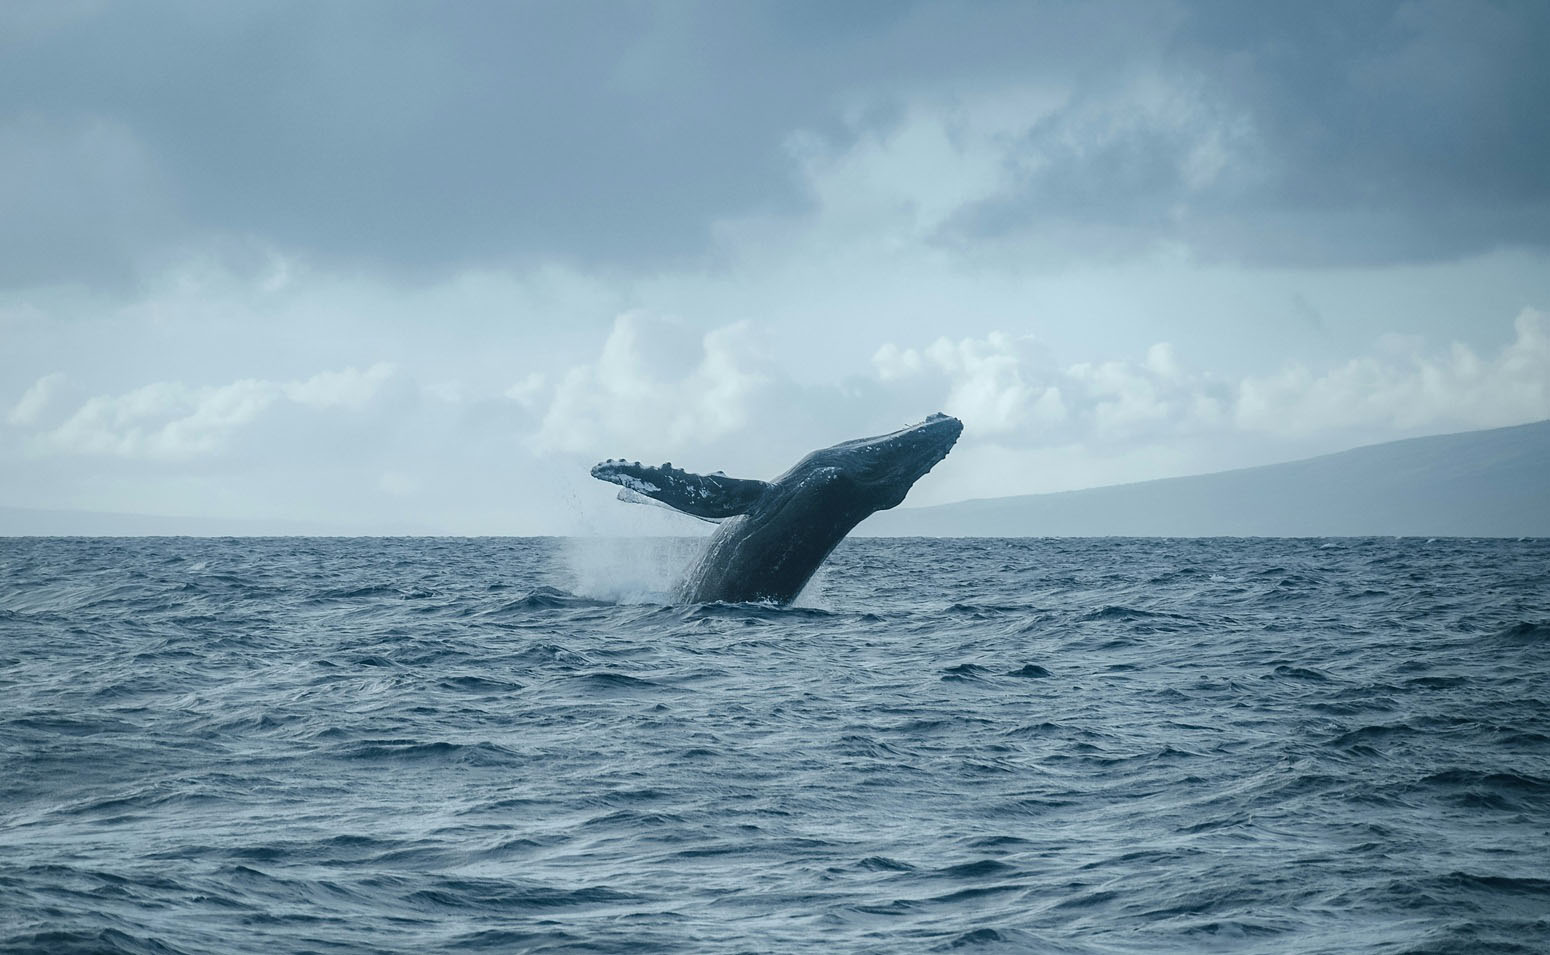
[5, 535, 1549, 954]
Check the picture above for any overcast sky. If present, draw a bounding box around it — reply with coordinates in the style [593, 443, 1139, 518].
[3, 0, 1549, 534]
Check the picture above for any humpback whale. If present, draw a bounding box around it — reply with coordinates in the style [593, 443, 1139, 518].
[591, 413, 963, 604]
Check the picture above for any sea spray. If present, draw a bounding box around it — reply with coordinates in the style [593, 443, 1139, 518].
[558, 536, 703, 603]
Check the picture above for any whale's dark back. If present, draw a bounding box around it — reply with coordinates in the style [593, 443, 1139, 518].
[677, 469, 867, 604]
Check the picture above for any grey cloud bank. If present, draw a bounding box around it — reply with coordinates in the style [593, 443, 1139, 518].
[3, 1, 1547, 288]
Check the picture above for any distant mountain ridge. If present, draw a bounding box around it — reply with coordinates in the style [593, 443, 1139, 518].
[862, 420, 1550, 538]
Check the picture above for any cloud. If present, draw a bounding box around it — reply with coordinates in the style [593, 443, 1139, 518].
[875, 334, 1065, 435]
[7, 372, 65, 426]
[534, 313, 770, 454]
[503, 372, 547, 410]
[1236, 308, 1550, 435]
[935, 68, 1264, 253]
[0, 3, 836, 286]
[3, 2, 1547, 292]
[6, 302, 1547, 531]
[873, 309, 1550, 452]
[787, 94, 1047, 247]
[875, 332, 1230, 446]
[0, 116, 175, 287]
[792, 2, 1550, 267]
[282, 363, 398, 410]
[25, 363, 399, 460]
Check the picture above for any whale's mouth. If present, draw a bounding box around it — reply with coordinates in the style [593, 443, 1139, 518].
[843, 413, 963, 509]
[904, 414, 962, 472]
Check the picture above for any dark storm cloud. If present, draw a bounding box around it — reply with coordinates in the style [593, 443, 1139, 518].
[1, 0, 1546, 288]
[1185, 0, 1550, 263]
[3, 2, 815, 283]
[0, 0, 1171, 287]
[950, 0, 1550, 265]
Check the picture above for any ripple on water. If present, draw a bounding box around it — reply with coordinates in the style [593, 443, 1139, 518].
[1, 535, 1547, 953]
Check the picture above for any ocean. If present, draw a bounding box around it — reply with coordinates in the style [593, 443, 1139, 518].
[1, 536, 1547, 954]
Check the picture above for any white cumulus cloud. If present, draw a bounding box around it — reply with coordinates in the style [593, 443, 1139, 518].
[7, 372, 65, 426]
[25, 363, 400, 460]
[282, 363, 397, 409]
[874, 331, 1222, 445]
[1236, 308, 1550, 435]
[875, 332, 1065, 435]
[873, 309, 1549, 453]
[535, 313, 770, 454]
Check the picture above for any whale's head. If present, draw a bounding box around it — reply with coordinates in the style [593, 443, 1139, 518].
[795, 412, 963, 512]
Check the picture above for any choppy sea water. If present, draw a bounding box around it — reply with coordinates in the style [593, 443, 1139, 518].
[1, 536, 1548, 954]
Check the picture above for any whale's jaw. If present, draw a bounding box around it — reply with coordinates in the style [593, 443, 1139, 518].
[800, 413, 963, 511]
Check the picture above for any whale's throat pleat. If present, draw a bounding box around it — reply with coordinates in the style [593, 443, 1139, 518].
[590, 461, 770, 519]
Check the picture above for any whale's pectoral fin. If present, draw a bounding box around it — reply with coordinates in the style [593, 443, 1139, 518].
[590, 460, 770, 519]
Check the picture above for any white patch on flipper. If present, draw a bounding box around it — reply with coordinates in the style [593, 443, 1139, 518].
[616, 487, 723, 524]
[612, 474, 661, 495]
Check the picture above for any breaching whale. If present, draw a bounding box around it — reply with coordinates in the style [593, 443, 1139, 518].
[591, 413, 963, 604]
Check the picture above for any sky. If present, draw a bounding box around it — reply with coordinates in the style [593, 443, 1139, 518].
[2, 0, 1549, 534]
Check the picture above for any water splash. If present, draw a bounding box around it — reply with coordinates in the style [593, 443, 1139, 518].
[557, 536, 701, 604]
